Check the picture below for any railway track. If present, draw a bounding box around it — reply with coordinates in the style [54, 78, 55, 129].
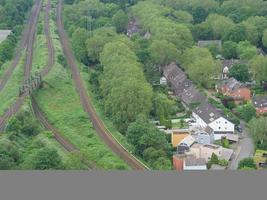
[56, 0, 148, 170]
[30, 1, 98, 169]
[0, 0, 43, 92]
[0, 0, 42, 130]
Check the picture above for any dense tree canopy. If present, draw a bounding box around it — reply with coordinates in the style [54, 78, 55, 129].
[100, 41, 153, 132]
[249, 55, 267, 83]
[182, 46, 220, 88]
[229, 64, 250, 82]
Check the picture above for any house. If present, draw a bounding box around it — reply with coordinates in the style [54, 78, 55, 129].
[196, 129, 215, 145]
[183, 157, 207, 170]
[171, 130, 195, 154]
[173, 154, 207, 171]
[127, 19, 140, 38]
[192, 102, 235, 140]
[225, 133, 239, 143]
[160, 77, 167, 85]
[190, 143, 234, 162]
[162, 62, 206, 107]
[197, 40, 222, 50]
[252, 96, 267, 115]
[216, 77, 251, 104]
[171, 131, 190, 147]
[0, 30, 11, 43]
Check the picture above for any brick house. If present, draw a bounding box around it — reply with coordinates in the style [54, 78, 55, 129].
[252, 96, 267, 115]
[216, 77, 251, 104]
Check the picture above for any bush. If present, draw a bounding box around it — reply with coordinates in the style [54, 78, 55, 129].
[238, 158, 257, 169]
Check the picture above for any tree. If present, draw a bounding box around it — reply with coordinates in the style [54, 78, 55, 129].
[32, 148, 64, 170]
[152, 93, 176, 125]
[182, 47, 220, 88]
[126, 116, 150, 147]
[236, 104, 256, 122]
[149, 40, 181, 66]
[112, 9, 128, 33]
[262, 29, 267, 48]
[171, 10, 193, 24]
[249, 55, 267, 84]
[229, 64, 250, 82]
[86, 27, 117, 62]
[153, 157, 172, 170]
[222, 41, 237, 59]
[0, 146, 15, 170]
[238, 158, 257, 169]
[71, 28, 89, 64]
[223, 24, 247, 43]
[143, 147, 166, 164]
[248, 117, 267, 149]
[100, 41, 153, 132]
[236, 41, 257, 60]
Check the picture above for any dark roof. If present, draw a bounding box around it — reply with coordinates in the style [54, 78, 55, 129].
[217, 77, 246, 92]
[193, 102, 222, 124]
[185, 157, 206, 166]
[162, 62, 205, 105]
[204, 126, 214, 134]
[252, 96, 267, 108]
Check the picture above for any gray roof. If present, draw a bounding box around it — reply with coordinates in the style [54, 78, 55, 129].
[252, 96, 267, 108]
[0, 30, 11, 43]
[204, 126, 214, 134]
[162, 62, 206, 106]
[193, 102, 222, 124]
[217, 77, 245, 92]
[185, 157, 206, 167]
[198, 40, 222, 49]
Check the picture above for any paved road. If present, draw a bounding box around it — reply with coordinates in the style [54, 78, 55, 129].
[229, 121, 254, 169]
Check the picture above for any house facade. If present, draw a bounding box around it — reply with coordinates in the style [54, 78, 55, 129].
[252, 96, 267, 115]
[192, 103, 235, 140]
[216, 77, 251, 104]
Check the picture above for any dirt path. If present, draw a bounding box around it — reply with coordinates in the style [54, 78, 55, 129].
[56, 0, 148, 170]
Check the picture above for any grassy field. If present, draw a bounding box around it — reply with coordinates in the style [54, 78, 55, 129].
[34, 15, 129, 169]
[0, 52, 25, 116]
[0, 99, 77, 169]
[32, 10, 48, 74]
[0, 61, 11, 78]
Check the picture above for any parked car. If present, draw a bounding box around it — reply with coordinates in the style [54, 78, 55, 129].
[235, 126, 242, 133]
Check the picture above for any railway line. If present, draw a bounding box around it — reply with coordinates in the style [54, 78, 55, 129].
[0, 0, 43, 92]
[30, 0, 98, 169]
[56, 0, 149, 170]
[0, 0, 42, 130]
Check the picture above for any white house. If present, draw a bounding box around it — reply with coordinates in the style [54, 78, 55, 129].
[183, 157, 207, 170]
[192, 103, 235, 140]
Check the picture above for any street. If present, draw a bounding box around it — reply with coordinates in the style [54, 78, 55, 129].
[228, 121, 255, 169]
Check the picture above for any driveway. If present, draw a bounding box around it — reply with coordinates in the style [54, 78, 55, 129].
[228, 121, 255, 169]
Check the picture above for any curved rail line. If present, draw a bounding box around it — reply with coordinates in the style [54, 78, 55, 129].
[0, 0, 43, 92]
[56, 0, 149, 170]
[30, 1, 98, 169]
[0, 0, 42, 131]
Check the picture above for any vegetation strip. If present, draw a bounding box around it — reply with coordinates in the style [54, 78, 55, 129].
[56, 0, 148, 170]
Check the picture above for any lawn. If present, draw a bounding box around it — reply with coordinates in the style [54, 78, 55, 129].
[34, 16, 129, 169]
[253, 149, 267, 169]
[0, 51, 25, 116]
